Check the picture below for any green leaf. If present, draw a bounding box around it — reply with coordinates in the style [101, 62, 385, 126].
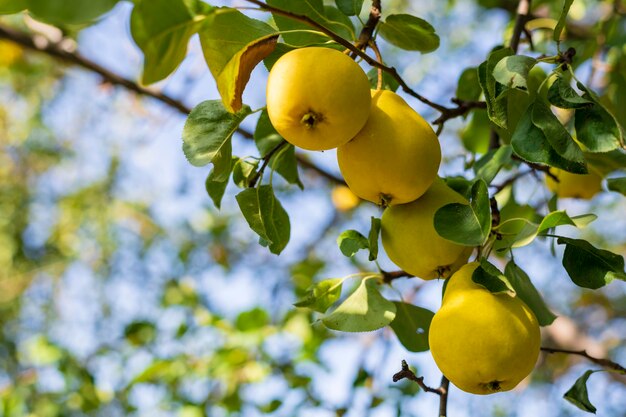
[478, 47, 513, 129]
[504, 262, 557, 326]
[389, 302, 434, 352]
[322, 277, 396, 332]
[548, 74, 593, 109]
[554, 0, 574, 42]
[294, 278, 343, 313]
[0, 0, 25, 14]
[434, 179, 491, 246]
[259, 399, 283, 414]
[585, 150, 626, 176]
[378, 14, 439, 53]
[575, 104, 623, 153]
[557, 237, 626, 289]
[461, 109, 491, 154]
[337, 230, 369, 257]
[564, 370, 598, 414]
[269, 145, 303, 188]
[267, 0, 341, 47]
[200, 8, 278, 112]
[368, 217, 381, 261]
[456, 67, 482, 102]
[474, 145, 512, 184]
[511, 103, 587, 174]
[236, 185, 291, 255]
[232, 158, 259, 188]
[472, 259, 516, 296]
[495, 210, 596, 249]
[493, 55, 537, 91]
[443, 176, 474, 198]
[205, 166, 231, 209]
[323, 5, 356, 41]
[27, 0, 118, 25]
[335, 0, 364, 16]
[607, 177, 626, 196]
[131, 0, 211, 85]
[132, 359, 186, 384]
[367, 68, 400, 92]
[182, 100, 251, 172]
[123, 320, 155, 345]
[531, 100, 586, 168]
[235, 307, 270, 331]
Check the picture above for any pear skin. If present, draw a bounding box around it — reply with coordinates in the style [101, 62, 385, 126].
[429, 262, 541, 395]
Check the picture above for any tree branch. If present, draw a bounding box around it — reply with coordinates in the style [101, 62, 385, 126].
[244, 0, 449, 112]
[392, 360, 445, 395]
[0, 23, 347, 186]
[439, 376, 450, 417]
[354, 0, 381, 51]
[541, 347, 626, 373]
[245, 0, 486, 132]
[510, 0, 532, 53]
[393, 361, 450, 415]
[0, 23, 192, 114]
[381, 270, 414, 283]
[248, 140, 288, 187]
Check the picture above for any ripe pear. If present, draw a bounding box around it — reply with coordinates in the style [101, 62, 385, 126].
[331, 185, 360, 212]
[337, 90, 441, 206]
[381, 179, 472, 279]
[266, 47, 371, 151]
[545, 168, 603, 200]
[429, 262, 541, 395]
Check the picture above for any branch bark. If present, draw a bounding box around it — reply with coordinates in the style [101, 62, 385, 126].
[0, 23, 346, 186]
[541, 347, 626, 373]
[510, 0, 532, 53]
[244, 0, 449, 112]
[354, 0, 382, 51]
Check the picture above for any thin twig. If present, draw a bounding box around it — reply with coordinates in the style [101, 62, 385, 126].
[439, 376, 450, 417]
[248, 140, 288, 187]
[491, 170, 533, 193]
[541, 347, 626, 373]
[381, 270, 414, 283]
[354, 0, 382, 51]
[393, 360, 450, 415]
[510, 0, 532, 53]
[296, 157, 346, 185]
[392, 360, 445, 395]
[369, 39, 384, 90]
[511, 154, 559, 181]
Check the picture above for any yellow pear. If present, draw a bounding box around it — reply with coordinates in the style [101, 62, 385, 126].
[337, 89, 441, 205]
[331, 185, 361, 212]
[545, 168, 603, 200]
[381, 179, 472, 279]
[429, 262, 541, 395]
[266, 47, 371, 151]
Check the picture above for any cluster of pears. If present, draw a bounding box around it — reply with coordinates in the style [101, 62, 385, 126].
[266, 46, 540, 395]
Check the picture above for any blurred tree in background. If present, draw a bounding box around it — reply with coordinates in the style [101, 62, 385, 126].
[0, 0, 625, 416]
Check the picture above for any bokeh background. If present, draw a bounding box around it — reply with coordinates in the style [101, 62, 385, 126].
[1, 0, 625, 416]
